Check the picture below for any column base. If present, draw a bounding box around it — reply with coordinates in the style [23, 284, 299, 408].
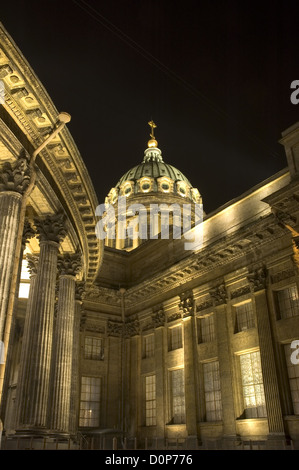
[3, 429, 75, 450]
[266, 432, 288, 449]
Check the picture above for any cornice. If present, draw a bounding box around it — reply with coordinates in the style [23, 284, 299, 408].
[84, 211, 289, 311]
[0, 23, 103, 285]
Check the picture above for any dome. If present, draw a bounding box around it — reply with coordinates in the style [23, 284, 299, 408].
[116, 148, 192, 189]
[107, 145, 201, 204]
[104, 124, 202, 251]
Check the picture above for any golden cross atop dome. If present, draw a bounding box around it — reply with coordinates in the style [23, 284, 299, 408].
[147, 120, 158, 148]
[148, 120, 157, 139]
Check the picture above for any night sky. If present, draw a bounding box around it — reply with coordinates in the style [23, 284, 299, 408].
[0, 0, 298, 214]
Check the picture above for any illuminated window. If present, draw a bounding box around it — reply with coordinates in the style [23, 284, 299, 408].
[143, 334, 154, 359]
[197, 314, 216, 343]
[276, 286, 299, 319]
[234, 301, 255, 333]
[145, 375, 156, 426]
[240, 351, 267, 418]
[84, 336, 104, 361]
[168, 325, 182, 351]
[79, 376, 101, 427]
[122, 183, 132, 196]
[170, 369, 185, 424]
[139, 178, 152, 193]
[203, 361, 222, 421]
[284, 343, 299, 414]
[18, 258, 31, 299]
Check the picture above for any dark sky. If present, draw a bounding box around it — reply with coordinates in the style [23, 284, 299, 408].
[1, 0, 299, 213]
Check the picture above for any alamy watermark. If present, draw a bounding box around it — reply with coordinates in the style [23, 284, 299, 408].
[290, 80, 299, 105]
[290, 340, 299, 365]
[95, 197, 203, 251]
[0, 80, 4, 104]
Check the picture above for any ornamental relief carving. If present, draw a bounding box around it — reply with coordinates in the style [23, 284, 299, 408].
[248, 266, 267, 291]
[34, 212, 67, 244]
[196, 299, 213, 312]
[22, 219, 35, 246]
[179, 291, 194, 317]
[210, 283, 227, 305]
[107, 320, 123, 337]
[271, 268, 295, 284]
[152, 306, 165, 328]
[0, 151, 31, 194]
[230, 285, 251, 299]
[57, 252, 82, 277]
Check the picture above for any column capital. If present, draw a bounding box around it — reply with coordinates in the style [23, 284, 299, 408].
[75, 281, 85, 301]
[26, 253, 39, 278]
[34, 213, 67, 244]
[151, 305, 165, 328]
[248, 266, 267, 292]
[0, 150, 31, 194]
[179, 290, 194, 318]
[210, 283, 227, 306]
[22, 220, 36, 247]
[57, 252, 82, 278]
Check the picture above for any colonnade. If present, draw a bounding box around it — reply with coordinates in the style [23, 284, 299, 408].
[0, 152, 83, 438]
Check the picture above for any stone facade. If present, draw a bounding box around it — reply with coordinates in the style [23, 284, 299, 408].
[0, 22, 299, 451]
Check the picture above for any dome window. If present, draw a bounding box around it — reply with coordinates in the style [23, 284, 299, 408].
[142, 183, 150, 192]
[162, 183, 170, 192]
[124, 186, 132, 196]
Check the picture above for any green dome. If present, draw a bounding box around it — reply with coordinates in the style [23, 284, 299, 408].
[116, 147, 192, 188]
[116, 160, 192, 188]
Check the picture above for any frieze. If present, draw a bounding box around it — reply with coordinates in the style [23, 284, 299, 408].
[196, 299, 213, 312]
[230, 285, 251, 299]
[271, 269, 295, 284]
[167, 312, 182, 323]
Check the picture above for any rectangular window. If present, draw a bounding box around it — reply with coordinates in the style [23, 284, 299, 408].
[18, 258, 31, 299]
[168, 325, 183, 351]
[240, 351, 267, 418]
[203, 361, 222, 421]
[170, 368, 185, 424]
[277, 286, 299, 319]
[84, 336, 104, 360]
[234, 301, 255, 333]
[284, 343, 299, 414]
[197, 314, 216, 343]
[143, 334, 155, 358]
[145, 375, 156, 426]
[79, 376, 101, 427]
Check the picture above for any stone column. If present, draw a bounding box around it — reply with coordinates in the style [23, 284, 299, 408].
[50, 253, 82, 435]
[249, 268, 285, 442]
[0, 154, 30, 351]
[152, 307, 166, 447]
[212, 284, 237, 442]
[0, 222, 35, 426]
[14, 213, 66, 432]
[180, 293, 198, 448]
[69, 282, 84, 436]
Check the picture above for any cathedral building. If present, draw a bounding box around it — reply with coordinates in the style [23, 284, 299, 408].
[0, 23, 299, 450]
